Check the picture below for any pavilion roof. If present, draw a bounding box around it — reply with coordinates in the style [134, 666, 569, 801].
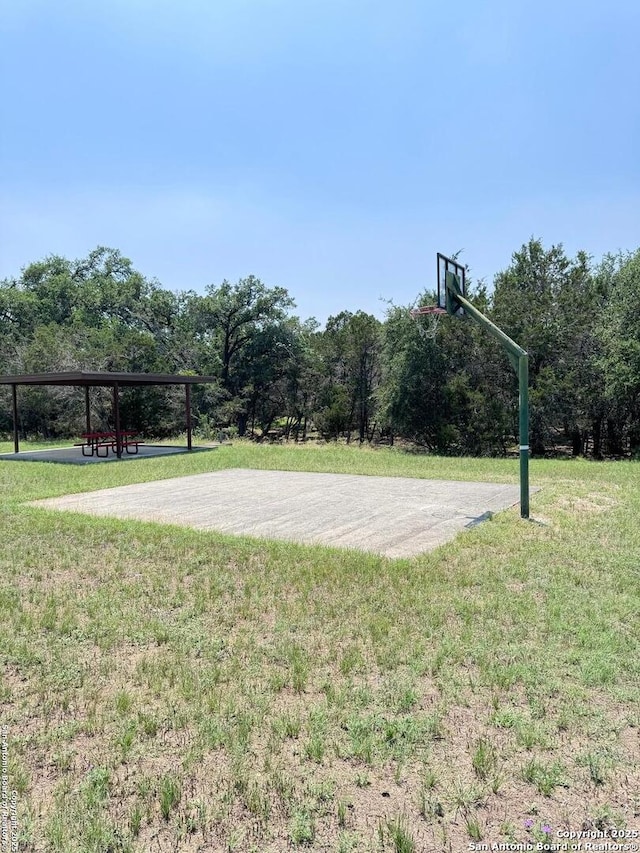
[0, 371, 218, 387]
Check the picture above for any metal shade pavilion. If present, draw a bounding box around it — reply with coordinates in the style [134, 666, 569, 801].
[0, 371, 219, 458]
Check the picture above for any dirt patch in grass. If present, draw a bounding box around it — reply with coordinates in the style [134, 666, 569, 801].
[556, 491, 620, 514]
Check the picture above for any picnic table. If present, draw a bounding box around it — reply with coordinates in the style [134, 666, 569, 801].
[76, 431, 143, 457]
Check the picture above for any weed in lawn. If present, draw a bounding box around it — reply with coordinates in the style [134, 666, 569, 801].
[340, 644, 364, 676]
[136, 774, 154, 800]
[487, 662, 521, 691]
[244, 781, 270, 820]
[393, 755, 407, 784]
[419, 790, 445, 820]
[500, 820, 518, 839]
[346, 715, 375, 764]
[383, 677, 419, 713]
[116, 721, 137, 760]
[230, 748, 249, 797]
[45, 811, 67, 851]
[471, 735, 497, 780]
[590, 802, 626, 831]
[337, 799, 348, 828]
[490, 773, 503, 794]
[352, 684, 374, 709]
[43, 767, 131, 852]
[422, 766, 438, 790]
[490, 706, 521, 729]
[269, 671, 287, 691]
[516, 720, 550, 750]
[385, 814, 416, 853]
[137, 710, 159, 737]
[466, 813, 483, 841]
[521, 759, 564, 796]
[9, 760, 29, 796]
[289, 808, 315, 844]
[556, 707, 573, 733]
[151, 620, 171, 646]
[52, 749, 73, 773]
[287, 643, 309, 694]
[227, 708, 254, 751]
[270, 767, 296, 810]
[84, 766, 110, 806]
[159, 775, 181, 821]
[527, 693, 550, 720]
[308, 778, 335, 805]
[578, 751, 608, 786]
[199, 715, 226, 749]
[305, 708, 328, 763]
[320, 679, 339, 706]
[114, 690, 133, 716]
[450, 781, 485, 811]
[336, 831, 359, 852]
[183, 798, 207, 834]
[129, 804, 142, 837]
[425, 710, 445, 741]
[272, 711, 302, 740]
[225, 826, 245, 850]
[305, 735, 325, 763]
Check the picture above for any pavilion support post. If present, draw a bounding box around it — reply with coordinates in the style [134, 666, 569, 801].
[112, 383, 122, 459]
[12, 383, 19, 454]
[85, 386, 91, 434]
[185, 384, 192, 451]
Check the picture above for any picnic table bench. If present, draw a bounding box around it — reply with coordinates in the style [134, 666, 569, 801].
[75, 431, 144, 457]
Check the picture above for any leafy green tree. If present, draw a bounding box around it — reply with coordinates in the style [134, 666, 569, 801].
[377, 300, 450, 450]
[491, 238, 603, 456]
[314, 311, 381, 442]
[278, 318, 322, 440]
[192, 276, 294, 435]
[4, 240, 639, 456]
[377, 282, 512, 455]
[0, 247, 197, 437]
[235, 317, 304, 438]
[199, 276, 294, 388]
[595, 249, 640, 455]
[547, 250, 606, 456]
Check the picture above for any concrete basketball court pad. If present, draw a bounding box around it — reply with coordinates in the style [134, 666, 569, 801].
[32, 468, 524, 558]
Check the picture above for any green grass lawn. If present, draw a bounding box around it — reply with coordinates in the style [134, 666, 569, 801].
[1, 442, 639, 851]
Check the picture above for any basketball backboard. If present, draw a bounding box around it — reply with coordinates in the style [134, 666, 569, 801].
[437, 253, 466, 316]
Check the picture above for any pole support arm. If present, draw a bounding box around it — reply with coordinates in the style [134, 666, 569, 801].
[448, 285, 530, 519]
[453, 292, 527, 363]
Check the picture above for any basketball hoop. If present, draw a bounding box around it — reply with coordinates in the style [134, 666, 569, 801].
[409, 305, 447, 340]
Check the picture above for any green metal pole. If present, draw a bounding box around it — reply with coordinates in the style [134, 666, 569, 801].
[519, 355, 530, 519]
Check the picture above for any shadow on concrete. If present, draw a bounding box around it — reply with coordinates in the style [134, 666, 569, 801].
[0, 445, 219, 465]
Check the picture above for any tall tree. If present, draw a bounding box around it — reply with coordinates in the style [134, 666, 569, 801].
[377, 300, 450, 450]
[491, 239, 599, 455]
[595, 249, 640, 455]
[197, 276, 295, 433]
[315, 311, 382, 442]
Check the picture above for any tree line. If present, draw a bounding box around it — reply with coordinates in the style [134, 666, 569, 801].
[1, 239, 639, 458]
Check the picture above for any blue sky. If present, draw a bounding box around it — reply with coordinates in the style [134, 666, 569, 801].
[1, 0, 638, 323]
